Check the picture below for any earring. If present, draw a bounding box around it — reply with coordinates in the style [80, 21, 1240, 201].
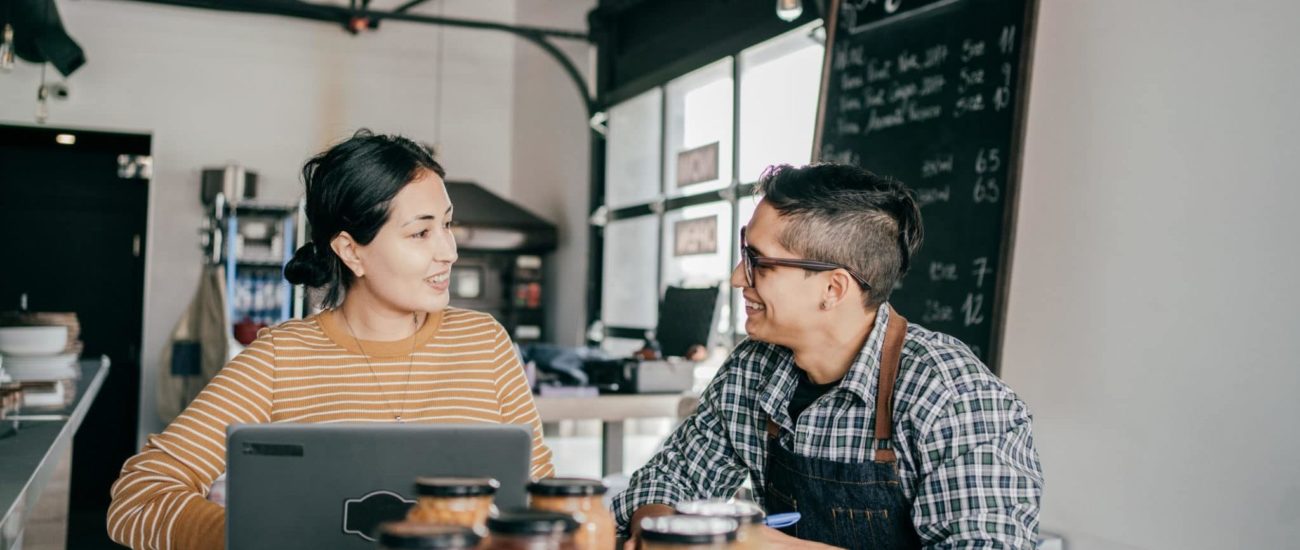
[820, 301, 831, 310]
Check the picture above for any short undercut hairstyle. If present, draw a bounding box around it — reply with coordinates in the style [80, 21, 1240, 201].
[754, 163, 924, 308]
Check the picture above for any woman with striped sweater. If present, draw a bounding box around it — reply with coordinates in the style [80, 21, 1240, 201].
[108, 130, 555, 550]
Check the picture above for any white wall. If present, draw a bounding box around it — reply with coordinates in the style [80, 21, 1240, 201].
[0, 0, 525, 440]
[510, 0, 595, 346]
[1001, 1, 1300, 548]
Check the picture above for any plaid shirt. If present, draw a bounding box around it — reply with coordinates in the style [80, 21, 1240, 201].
[612, 304, 1043, 549]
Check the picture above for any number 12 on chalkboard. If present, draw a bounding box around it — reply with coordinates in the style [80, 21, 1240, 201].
[963, 293, 985, 326]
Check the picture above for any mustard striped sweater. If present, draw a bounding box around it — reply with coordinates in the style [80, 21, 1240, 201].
[108, 308, 555, 550]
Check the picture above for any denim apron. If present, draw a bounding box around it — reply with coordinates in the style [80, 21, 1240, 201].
[763, 308, 922, 549]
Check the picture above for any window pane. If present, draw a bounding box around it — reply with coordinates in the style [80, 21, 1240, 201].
[662, 201, 734, 344]
[733, 195, 760, 336]
[739, 23, 825, 183]
[665, 59, 734, 198]
[602, 216, 659, 328]
[662, 201, 734, 290]
[606, 88, 663, 209]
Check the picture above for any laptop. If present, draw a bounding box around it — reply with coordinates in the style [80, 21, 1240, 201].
[655, 285, 721, 358]
[226, 423, 532, 549]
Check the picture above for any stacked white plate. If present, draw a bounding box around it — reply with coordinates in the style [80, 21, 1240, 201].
[0, 326, 78, 381]
[21, 381, 69, 408]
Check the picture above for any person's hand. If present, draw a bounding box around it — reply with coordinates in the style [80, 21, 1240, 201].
[756, 525, 844, 549]
[685, 344, 708, 362]
[625, 503, 675, 550]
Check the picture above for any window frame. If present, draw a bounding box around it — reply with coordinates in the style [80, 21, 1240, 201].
[596, 22, 825, 350]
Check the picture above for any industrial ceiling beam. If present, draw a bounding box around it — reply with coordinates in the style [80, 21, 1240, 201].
[120, 0, 590, 42]
[119, 0, 595, 114]
[393, 0, 429, 13]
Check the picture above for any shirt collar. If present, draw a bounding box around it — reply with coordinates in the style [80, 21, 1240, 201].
[754, 343, 798, 429]
[837, 302, 892, 404]
[753, 302, 893, 423]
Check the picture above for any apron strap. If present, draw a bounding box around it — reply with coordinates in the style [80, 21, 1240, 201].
[764, 307, 909, 462]
[873, 306, 908, 463]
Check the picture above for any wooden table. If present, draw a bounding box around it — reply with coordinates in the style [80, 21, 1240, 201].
[534, 393, 697, 477]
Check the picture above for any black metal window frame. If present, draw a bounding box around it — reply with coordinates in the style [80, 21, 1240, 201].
[595, 37, 821, 348]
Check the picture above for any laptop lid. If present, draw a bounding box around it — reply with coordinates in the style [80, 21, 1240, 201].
[655, 285, 721, 358]
[226, 423, 531, 550]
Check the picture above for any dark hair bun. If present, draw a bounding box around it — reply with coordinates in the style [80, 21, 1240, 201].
[284, 242, 333, 287]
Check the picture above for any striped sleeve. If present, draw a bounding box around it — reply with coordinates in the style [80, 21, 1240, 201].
[108, 333, 277, 550]
[490, 323, 555, 479]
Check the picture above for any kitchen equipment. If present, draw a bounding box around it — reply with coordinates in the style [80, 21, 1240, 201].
[582, 285, 720, 395]
[443, 182, 557, 344]
[201, 164, 258, 206]
[203, 202, 298, 329]
[582, 358, 696, 394]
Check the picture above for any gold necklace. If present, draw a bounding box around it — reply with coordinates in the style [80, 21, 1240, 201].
[342, 311, 420, 423]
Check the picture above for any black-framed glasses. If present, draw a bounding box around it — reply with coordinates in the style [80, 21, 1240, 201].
[739, 226, 872, 290]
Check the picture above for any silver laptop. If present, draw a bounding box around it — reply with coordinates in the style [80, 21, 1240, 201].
[226, 423, 532, 549]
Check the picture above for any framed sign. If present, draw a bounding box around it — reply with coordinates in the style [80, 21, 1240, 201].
[675, 142, 720, 187]
[673, 215, 718, 257]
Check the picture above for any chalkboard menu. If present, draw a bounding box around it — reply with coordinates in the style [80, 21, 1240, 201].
[813, 0, 1038, 368]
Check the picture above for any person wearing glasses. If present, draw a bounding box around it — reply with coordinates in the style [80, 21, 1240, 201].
[613, 164, 1043, 549]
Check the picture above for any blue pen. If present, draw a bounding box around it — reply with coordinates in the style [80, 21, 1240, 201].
[764, 512, 801, 528]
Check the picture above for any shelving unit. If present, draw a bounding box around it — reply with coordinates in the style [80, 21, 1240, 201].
[201, 195, 302, 336]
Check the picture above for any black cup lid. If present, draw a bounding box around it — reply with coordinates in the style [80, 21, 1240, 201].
[526, 477, 608, 496]
[487, 510, 580, 536]
[414, 477, 500, 497]
[675, 499, 765, 524]
[377, 522, 482, 549]
[639, 516, 739, 545]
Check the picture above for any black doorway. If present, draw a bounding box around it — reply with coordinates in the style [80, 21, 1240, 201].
[0, 124, 150, 549]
